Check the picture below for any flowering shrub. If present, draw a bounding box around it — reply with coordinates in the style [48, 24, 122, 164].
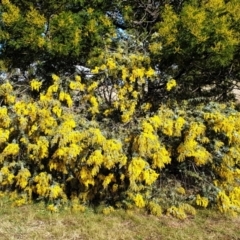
[0, 76, 240, 218]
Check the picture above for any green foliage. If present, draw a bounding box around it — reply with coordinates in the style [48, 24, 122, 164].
[147, 0, 240, 101]
[1, 0, 240, 102]
[0, 0, 115, 77]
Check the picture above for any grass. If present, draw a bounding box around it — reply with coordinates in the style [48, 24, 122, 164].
[0, 198, 240, 240]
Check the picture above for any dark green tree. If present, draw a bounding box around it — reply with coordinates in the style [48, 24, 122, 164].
[1, 0, 240, 102]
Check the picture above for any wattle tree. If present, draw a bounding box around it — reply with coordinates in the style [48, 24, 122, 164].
[0, 0, 240, 217]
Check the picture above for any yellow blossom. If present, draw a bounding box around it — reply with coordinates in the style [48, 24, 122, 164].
[87, 8, 94, 14]
[121, 67, 129, 81]
[2, 1, 20, 26]
[59, 91, 65, 101]
[176, 186, 186, 195]
[166, 79, 177, 91]
[91, 67, 100, 74]
[47, 204, 58, 212]
[148, 202, 162, 216]
[65, 94, 73, 107]
[196, 194, 209, 208]
[2, 143, 19, 156]
[102, 174, 114, 189]
[15, 168, 31, 189]
[52, 74, 60, 82]
[134, 194, 145, 208]
[174, 117, 185, 136]
[30, 79, 42, 91]
[0, 129, 10, 144]
[69, 81, 76, 90]
[102, 206, 115, 215]
[13, 197, 27, 207]
[217, 191, 231, 213]
[52, 105, 62, 117]
[106, 58, 116, 70]
[141, 103, 152, 112]
[145, 67, 156, 78]
[87, 150, 104, 166]
[142, 169, 159, 185]
[0, 107, 11, 127]
[167, 206, 187, 220]
[128, 157, 146, 183]
[75, 75, 81, 81]
[49, 184, 63, 199]
[87, 82, 98, 92]
[5, 95, 15, 104]
[131, 91, 138, 98]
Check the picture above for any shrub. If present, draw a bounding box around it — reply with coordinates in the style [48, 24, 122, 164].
[0, 76, 240, 218]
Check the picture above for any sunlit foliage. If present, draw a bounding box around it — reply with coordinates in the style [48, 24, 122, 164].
[0, 0, 240, 218]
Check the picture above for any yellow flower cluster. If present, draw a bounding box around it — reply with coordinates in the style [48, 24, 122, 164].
[128, 156, 159, 188]
[89, 96, 99, 114]
[34, 172, 51, 197]
[69, 81, 85, 91]
[27, 137, 49, 161]
[0, 81, 15, 104]
[176, 186, 186, 195]
[30, 79, 42, 91]
[87, 82, 98, 92]
[0, 166, 15, 186]
[26, 6, 46, 27]
[217, 188, 240, 215]
[47, 204, 58, 212]
[177, 122, 212, 165]
[0, 107, 11, 128]
[128, 157, 146, 183]
[49, 184, 63, 199]
[79, 166, 95, 188]
[217, 191, 231, 213]
[229, 187, 240, 209]
[87, 150, 104, 167]
[59, 91, 73, 107]
[0, 129, 10, 144]
[102, 173, 114, 189]
[196, 194, 209, 208]
[89, 47, 157, 123]
[71, 197, 86, 212]
[133, 119, 171, 170]
[179, 203, 196, 216]
[204, 111, 240, 144]
[148, 201, 162, 216]
[2, 0, 20, 26]
[15, 168, 31, 189]
[1, 143, 20, 163]
[149, 109, 186, 137]
[13, 196, 28, 207]
[142, 169, 159, 185]
[167, 206, 187, 220]
[102, 139, 127, 169]
[134, 194, 145, 208]
[102, 206, 115, 215]
[166, 79, 177, 91]
[167, 204, 196, 220]
[151, 4, 179, 46]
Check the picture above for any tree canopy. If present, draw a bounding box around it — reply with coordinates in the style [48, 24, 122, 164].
[0, 0, 239, 102]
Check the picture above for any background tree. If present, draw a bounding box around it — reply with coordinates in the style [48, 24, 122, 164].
[113, 0, 240, 103]
[1, 0, 240, 103]
[0, 0, 116, 80]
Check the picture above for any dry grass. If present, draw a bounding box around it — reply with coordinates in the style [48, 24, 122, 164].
[0, 198, 240, 240]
